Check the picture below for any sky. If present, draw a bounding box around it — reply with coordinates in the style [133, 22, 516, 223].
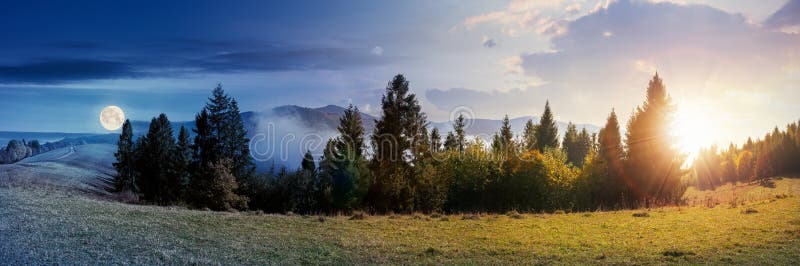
[0, 0, 798, 148]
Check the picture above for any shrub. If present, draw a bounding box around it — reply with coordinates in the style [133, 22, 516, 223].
[461, 214, 480, 220]
[506, 210, 523, 219]
[350, 211, 366, 220]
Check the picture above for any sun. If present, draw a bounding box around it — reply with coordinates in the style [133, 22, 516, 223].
[671, 104, 715, 164]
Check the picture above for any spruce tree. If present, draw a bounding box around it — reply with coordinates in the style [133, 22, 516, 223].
[113, 119, 137, 192]
[337, 104, 365, 159]
[522, 119, 537, 152]
[577, 128, 592, 166]
[443, 131, 458, 151]
[190, 84, 254, 209]
[327, 105, 370, 212]
[429, 127, 442, 153]
[625, 73, 684, 205]
[453, 114, 467, 152]
[136, 114, 181, 204]
[369, 74, 424, 213]
[492, 115, 514, 156]
[174, 126, 192, 196]
[596, 109, 626, 207]
[562, 122, 579, 165]
[534, 101, 558, 152]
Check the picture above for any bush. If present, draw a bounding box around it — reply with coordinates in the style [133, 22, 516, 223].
[506, 210, 523, 219]
[461, 214, 480, 220]
[350, 211, 366, 220]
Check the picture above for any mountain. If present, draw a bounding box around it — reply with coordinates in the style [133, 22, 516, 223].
[2, 104, 598, 169]
[429, 116, 600, 140]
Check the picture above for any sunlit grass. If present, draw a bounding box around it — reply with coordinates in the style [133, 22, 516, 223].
[2, 178, 799, 264]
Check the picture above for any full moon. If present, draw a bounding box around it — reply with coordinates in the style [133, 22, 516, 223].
[100, 106, 125, 130]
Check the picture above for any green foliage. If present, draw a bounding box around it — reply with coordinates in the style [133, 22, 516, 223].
[690, 120, 800, 189]
[540, 148, 580, 211]
[562, 122, 591, 167]
[136, 114, 182, 205]
[368, 74, 426, 213]
[522, 119, 537, 152]
[190, 159, 248, 211]
[534, 101, 559, 152]
[113, 120, 137, 192]
[491, 115, 515, 156]
[429, 127, 442, 153]
[453, 114, 467, 153]
[625, 73, 685, 206]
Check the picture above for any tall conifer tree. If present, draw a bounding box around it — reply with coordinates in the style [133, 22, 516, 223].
[534, 101, 558, 152]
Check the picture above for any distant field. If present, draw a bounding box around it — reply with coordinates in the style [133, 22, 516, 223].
[0, 145, 799, 264]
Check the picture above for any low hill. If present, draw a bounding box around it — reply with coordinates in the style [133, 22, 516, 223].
[0, 144, 116, 196]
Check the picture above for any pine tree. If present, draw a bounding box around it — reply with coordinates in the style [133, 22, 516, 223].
[174, 126, 192, 196]
[113, 119, 137, 192]
[736, 150, 754, 181]
[593, 109, 627, 207]
[534, 101, 558, 152]
[522, 119, 537, 152]
[453, 114, 467, 152]
[443, 131, 458, 151]
[498, 115, 514, 154]
[429, 127, 442, 153]
[337, 104, 365, 159]
[576, 128, 592, 166]
[189, 84, 253, 209]
[136, 114, 182, 204]
[369, 74, 424, 213]
[562, 122, 579, 165]
[625, 73, 684, 206]
[288, 150, 318, 213]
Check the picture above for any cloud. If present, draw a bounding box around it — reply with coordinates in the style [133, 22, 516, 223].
[0, 59, 145, 83]
[0, 40, 398, 84]
[482, 36, 497, 48]
[371, 46, 384, 56]
[521, 0, 800, 89]
[763, 0, 800, 30]
[516, 0, 800, 141]
[502, 56, 523, 74]
[424, 84, 589, 123]
[459, 0, 577, 37]
[564, 3, 582, 15]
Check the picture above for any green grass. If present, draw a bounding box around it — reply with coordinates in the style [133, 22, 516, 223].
[2, 179, 799, 264]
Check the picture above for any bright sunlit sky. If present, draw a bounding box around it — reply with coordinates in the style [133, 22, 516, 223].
[0, 0, 798, 151]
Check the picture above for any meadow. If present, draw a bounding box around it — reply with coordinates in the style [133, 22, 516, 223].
[1, 172, 798, 264]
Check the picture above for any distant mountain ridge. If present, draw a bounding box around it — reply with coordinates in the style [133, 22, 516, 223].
[3, 104, 599, 168]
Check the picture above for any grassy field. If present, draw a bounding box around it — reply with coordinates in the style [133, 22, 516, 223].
[1, 178, 798, 264]
[1, 145, 799, 264]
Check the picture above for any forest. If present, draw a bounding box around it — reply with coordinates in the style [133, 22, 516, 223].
[112, 73, 799, 214]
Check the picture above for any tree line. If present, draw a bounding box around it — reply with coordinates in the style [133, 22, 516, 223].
[691, 121, 800, 190]
[115, 73, 692, 213]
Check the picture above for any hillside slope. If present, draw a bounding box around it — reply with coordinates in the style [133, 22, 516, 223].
[1, 150, 798, 264]
[0, 144, 116, 196]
